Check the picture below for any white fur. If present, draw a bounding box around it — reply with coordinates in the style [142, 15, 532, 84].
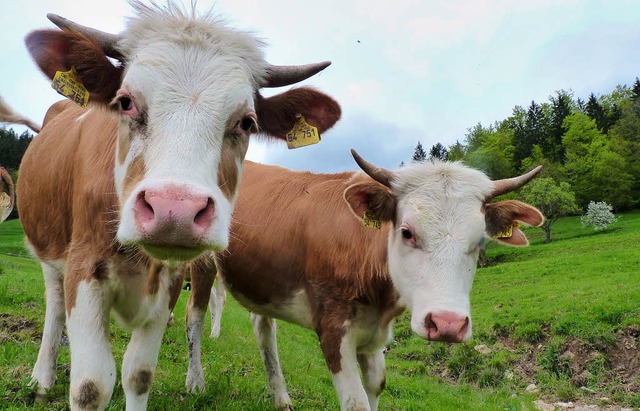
[67, 280, 116, 411]
[208, 279, 226, 338]
[386, 161, 493, 340]
[251, 314, 292, 410]
[30, 260, 65, 398]
[112, 2, 268, 254]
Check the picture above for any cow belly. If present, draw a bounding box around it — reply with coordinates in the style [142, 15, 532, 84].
[231, 288, 314, 329]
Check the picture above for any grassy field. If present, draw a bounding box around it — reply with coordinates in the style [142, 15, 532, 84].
[1, 213, 639, 410]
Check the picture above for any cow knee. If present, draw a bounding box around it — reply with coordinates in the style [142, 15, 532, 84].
[72, 379, 108, 410]
[130, 369, 153, 396]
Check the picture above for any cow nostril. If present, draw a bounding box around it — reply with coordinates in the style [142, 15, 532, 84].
[135, 191, 155, 222]
[425, 313, 437, 334]
[460, 316, 470, 335]
[194, 197, 215, 227]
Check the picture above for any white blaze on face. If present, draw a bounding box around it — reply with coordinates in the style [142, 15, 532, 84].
[112, 20, 266, 260]
[386, 163, 493, 342]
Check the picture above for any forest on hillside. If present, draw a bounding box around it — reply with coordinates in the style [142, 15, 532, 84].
[413, 77, 640, 212]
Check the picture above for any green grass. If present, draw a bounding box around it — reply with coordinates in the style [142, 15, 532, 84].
[1, 213, 639, 410]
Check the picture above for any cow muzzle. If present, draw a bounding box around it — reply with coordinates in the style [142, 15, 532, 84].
[133, 187, 216, 259]
[424, 311, 470, 343]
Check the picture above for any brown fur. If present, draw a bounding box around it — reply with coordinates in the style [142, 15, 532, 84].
[25, 30, 123, 105]
[343, 180, 396, 223]
[217, 133, 248, 201]
[74, 380, 100, 409]
[131, 369, 153, 396]
[123, 155, 147, 203]
[485, 200, 545, 240]
[255, 87, 341, 139]
[17, 102, 154, 315]
[212, 162, 398, 372]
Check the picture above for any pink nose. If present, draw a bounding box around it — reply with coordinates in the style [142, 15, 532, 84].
[425, 311, 469, 343]
[134, 188, 215, 246]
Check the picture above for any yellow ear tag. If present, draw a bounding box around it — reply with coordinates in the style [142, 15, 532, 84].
[51, 67, 89, 108]
[496, 221, 520, 239]
[286, 114, 320, 149]
[363, 211, 382, 230]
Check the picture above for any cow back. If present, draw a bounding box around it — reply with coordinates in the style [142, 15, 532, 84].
[217, 161, 391, 310]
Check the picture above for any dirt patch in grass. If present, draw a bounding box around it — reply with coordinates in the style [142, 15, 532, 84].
[496, 326, 640, 409]
[607, 326, 640, 392]
[0, 313, 39, 343]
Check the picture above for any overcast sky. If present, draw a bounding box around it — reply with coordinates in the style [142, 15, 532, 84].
[2, 1, 639, 173]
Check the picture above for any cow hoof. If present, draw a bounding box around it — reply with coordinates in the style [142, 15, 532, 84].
[186, 375, 205, 394]
[274, 396, 293, 410]
[209, 328, 221, 338]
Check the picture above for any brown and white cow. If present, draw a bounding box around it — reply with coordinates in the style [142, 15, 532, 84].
[0, 96, 40, 222]
[0, 166, 14, 223]
[185, 151, 544, 410]
[18, 3, 340, 410]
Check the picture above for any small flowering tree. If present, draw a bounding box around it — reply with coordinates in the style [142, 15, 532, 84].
[581, 201, 618, 231]
[519, 177, 580, 243]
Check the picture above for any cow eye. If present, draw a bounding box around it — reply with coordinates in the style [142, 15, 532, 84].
[239, 115, 257, 132]
[119, 97, 132, 111]
[401, 228, 413, 240]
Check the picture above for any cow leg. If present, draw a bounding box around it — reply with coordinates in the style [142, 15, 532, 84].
[66, 277, 115, 411]
[356, 350, 386, 411]
[208, 278, 226, 338]
[121, 310, 170, 410]
[320, 325, 369, 411]
[185, 259, 215, 392]
[251, 313, 292, 410]
[31, 261, 65, 400]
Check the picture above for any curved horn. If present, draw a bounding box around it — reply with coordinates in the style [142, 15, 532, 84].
[47, 13, 123, 59]
[262, 61, 332, 88]
[351, 149, 394, 188]
[488, 165, 542, 200]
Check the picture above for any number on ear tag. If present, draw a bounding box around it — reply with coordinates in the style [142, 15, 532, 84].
[286, 114, 321, 149]
[51, 67, 89, 108]
[363, 211, 382, 229]
[496, 221, 520, 239]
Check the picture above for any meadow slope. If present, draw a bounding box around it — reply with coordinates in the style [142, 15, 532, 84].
[1, 213, 638, 410]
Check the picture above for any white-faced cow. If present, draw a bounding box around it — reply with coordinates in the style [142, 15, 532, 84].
[0, 96, 40, 222]
[185, 151, 544, 411]
[0, 166, 14, 223]
[18, 2, 340, 410]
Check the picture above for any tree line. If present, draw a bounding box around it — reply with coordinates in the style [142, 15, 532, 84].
[410, 78, 640, 213]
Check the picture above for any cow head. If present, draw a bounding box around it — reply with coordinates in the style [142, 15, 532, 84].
[344, 150, 543, 343]
[0, 167, 14, 223]
[25, 3, 340, 261]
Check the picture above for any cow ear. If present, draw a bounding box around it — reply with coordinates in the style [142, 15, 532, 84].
[344, 181, 396, 224]
[25, 30, 123, 106]
[485, 200, 544, 246]
[255, 87, 341, 140]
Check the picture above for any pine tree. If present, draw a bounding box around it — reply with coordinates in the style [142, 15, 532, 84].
[548, 90, 573, 162]
[412, 141, 427, 163]
[585, 93, 607, 132]
[632, 77, 640, 102]
[428, 143, 448, 161]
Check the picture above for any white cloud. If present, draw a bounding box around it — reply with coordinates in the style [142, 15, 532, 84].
[2, 0, 639, 175]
